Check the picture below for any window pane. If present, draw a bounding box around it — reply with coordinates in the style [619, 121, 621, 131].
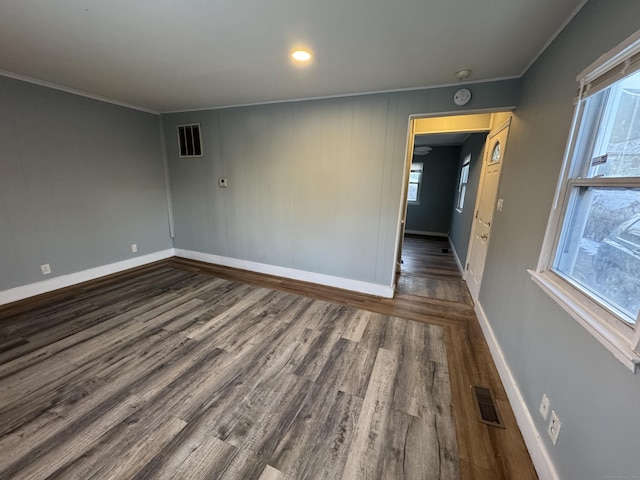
[461, 163, 469, 183]
[458, 185, 466, 210]
[490, 142, 501, 164]
[555, 187, 640, 323]
[586, 69, 640, 178]
[408, 183, 418, 202]
[409, 172, 421, 183]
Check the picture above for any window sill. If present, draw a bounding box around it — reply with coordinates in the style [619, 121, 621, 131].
[528, 269, 640, 373]
[408, 201, 421, 206]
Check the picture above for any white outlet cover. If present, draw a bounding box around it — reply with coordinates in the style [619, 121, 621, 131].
[131, 244, 138, 253]
[548, 410, 561, 445]
[496, 198, 504, 212]
[40, 264, 51, 275]
[539, 393, 551, 420]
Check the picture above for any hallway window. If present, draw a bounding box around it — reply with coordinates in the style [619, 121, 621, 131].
[408, 163, 423, 204]
[533, 30, 640, 372]
[456, 155, 471, 212]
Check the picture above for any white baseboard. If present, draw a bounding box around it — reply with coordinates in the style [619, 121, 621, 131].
[0, 249, 175, 306]
[174, 249, 395, 298]
[474, 301, 559, 480]
[404, 230, 448, 237]
[448, 238, 464, 275]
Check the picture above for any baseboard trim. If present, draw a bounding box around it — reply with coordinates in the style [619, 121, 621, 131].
[174, 249, 395, 298]
[474, 301, 559, 480]
[404, 230, 448, 237]
[448, 238, 464, 275]
[0, 249, 175, 306]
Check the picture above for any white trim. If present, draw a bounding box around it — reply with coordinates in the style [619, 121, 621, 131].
[174, 249, 394, 298]
[474, 301, 560, 480]
[409, 106, 516, 123]
[520, 0, 589, 77]
[529, 270, 640, 373]
[448, 238, 464, 275]
[164, 76, 521, 113]
[0, 249, 175, 306]
[391, 117, 416, 287]
[0, 70, 159, 115]
[404, 230, 447, 237]
[577, 28, 640, 84]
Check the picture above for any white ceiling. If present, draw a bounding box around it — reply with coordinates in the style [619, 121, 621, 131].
[0, 0, 586, 113]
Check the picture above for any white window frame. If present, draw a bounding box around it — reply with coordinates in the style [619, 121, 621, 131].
[456, 155, 471, 212]
[407, 163, 423, 205]
[531, 30, 640, 373]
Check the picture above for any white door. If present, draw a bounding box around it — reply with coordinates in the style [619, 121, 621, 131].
[466, 119, 511, 300]
[395, 121, 416, 280]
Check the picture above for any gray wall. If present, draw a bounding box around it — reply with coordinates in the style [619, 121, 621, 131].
[162, 80, 520, 287]
[405, 146, 460, 235]
[0, 76, 173, 291]
[479, 1, 640, 478]
[449, 133, 487, 266]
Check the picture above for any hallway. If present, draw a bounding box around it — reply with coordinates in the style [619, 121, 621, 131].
[397, 234, 472, 306]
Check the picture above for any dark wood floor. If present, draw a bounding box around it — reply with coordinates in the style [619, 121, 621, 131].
[397, 235, 472, 305]
[0, 235, 538, 479]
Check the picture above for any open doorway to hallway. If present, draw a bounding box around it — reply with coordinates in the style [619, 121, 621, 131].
[395, 111, 512, 302]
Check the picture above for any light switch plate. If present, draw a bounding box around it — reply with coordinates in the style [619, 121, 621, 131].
[539, 393, 550, 420]
[548, 410, 561, 445]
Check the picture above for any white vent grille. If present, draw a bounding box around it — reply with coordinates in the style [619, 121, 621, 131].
[177, 124, 203, 157]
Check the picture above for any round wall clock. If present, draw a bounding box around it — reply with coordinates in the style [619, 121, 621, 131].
[453, 88, 472, 106]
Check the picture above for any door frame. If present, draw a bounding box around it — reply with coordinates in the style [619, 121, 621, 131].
[392, 108, 512, 292]
[463, 116, 512, 296]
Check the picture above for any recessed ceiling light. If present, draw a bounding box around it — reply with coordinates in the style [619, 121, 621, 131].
[291, 50, 312, 62]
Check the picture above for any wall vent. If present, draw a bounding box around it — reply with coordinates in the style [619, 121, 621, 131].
[472, 385, 504, 428]
[177, 123, 203, 157]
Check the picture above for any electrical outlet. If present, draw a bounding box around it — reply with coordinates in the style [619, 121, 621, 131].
[131, 244, 138, 253]
[40, 264, 51, 275]
[547, 410, 561, 445]
[539, 393, 551, 420]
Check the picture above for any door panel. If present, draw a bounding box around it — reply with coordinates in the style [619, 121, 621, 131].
[395, 122, 416, 280]
[466, 119, 511, 300]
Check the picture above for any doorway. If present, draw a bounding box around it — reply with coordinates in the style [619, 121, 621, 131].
[395, 111, 512, 302]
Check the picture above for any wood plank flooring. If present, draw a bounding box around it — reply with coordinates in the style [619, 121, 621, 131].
[397, 235, 472, 305]
[0, 267, 459, 479]
[0, 235, 538, 479]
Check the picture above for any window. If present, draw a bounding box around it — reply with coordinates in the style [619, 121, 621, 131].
[177, 124, 203, 157]
[456, 155, 471, 212]
[408, 163, 423, 204]
[533, 31, 640, 372]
